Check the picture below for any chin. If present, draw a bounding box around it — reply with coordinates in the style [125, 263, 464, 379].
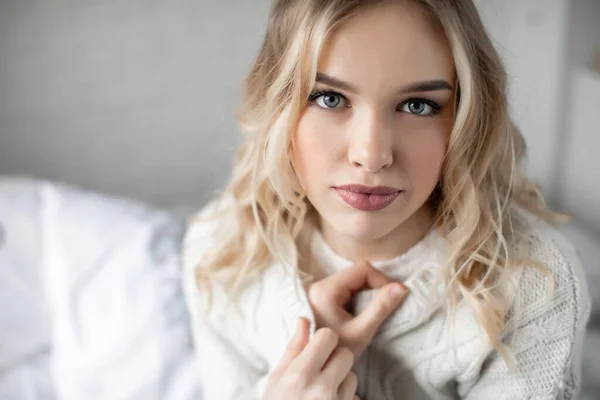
[327, 209, 405, 242]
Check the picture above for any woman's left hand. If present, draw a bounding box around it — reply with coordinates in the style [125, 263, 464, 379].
[307, 261, 409, 359]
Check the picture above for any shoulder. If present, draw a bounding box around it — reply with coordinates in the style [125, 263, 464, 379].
[510, 211, 591, 339]
[181, 198, 239, 327]
[180, 196, 291, 327]
[521, 214, 589, 306]
[181, 198, 307, 366]
[459, 216, 592, 399]
[181, 195, 241, 290]
[182, 201, 221, 274]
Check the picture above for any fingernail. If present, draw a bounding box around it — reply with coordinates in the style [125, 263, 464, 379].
[389, 283, 406, 300]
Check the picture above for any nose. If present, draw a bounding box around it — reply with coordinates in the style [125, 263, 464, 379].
[347, 109, 394, 172]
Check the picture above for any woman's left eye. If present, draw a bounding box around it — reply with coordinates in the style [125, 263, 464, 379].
[399, 99, 441, 116]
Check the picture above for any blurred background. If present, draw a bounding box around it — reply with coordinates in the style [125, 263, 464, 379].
[0, 0, 599, 399]
[0, 0, 599, 220]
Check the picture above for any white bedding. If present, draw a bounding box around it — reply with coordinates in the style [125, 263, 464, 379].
[0, 177, 202, 400]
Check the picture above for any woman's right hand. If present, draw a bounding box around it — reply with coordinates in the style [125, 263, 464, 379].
[308, 261, 409, 359]
[264, 318, 359, 400]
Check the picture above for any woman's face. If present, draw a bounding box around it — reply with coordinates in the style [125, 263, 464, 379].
[292, 1, 456, 246]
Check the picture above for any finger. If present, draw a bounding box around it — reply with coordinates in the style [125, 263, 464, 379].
[292, 328, 339, 376]
[331, 261, 392, 293]
[337, 371, 358, 400]
[321, 262, 393, 308]
[271, 318, 309, 377]
[348, 282, 408, 343]
[322, 346, 354, 385]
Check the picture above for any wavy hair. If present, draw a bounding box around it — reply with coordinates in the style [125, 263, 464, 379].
[191, 0, 564, 365]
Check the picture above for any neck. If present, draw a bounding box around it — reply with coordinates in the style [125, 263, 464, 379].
[319, 204, 434, 263]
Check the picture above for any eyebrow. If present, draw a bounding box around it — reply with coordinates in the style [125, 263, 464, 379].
[315, 72, 454, 95]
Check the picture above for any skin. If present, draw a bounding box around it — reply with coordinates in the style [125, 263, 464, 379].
[265, 262, 408, 400]
[266, 2, 457, 398]
[292, 1, 456, 263]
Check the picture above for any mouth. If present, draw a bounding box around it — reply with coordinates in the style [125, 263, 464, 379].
[333, 185, 402, 211]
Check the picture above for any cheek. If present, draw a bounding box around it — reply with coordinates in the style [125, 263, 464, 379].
[402, 129, 447, 189]
[292, 111, 338, 190]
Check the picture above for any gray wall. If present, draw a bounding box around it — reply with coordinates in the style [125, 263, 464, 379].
[0, 0, 270, 210]
[560, 0, 600, 230]
[1, 0, 599, 229]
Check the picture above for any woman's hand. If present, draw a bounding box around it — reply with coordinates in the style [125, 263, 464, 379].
[265, 318, 360, 400]
[308, 261, 408, 359]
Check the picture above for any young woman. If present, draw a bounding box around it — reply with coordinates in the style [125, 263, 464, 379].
[182, 0, 591, 399]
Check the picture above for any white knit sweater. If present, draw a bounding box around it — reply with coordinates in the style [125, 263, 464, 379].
[182, 206, 591, 400]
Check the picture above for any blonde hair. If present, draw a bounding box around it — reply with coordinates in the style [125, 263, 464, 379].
[192, 0, 564, 365]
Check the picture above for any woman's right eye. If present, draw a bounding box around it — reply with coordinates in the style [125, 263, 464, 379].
[308, 91, 347, 109]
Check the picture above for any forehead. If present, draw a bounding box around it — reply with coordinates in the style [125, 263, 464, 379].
[317, 2, 455, 92]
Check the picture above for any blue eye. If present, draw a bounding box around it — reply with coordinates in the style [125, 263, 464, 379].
[400, 99, 441, 116]
[308, 91, 347, 109]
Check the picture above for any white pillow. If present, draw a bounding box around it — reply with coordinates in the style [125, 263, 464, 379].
[0, 176, 202, 400]
[0, 178, 53, 400]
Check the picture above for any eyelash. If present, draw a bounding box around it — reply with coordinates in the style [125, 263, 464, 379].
[307, 90, 443, 117]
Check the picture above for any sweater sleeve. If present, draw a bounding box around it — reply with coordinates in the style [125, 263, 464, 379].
[458, 226, 591, 400]
[181, 212, 269, 400]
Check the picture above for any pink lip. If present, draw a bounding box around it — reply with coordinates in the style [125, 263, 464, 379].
[333, 185, 402, 211]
